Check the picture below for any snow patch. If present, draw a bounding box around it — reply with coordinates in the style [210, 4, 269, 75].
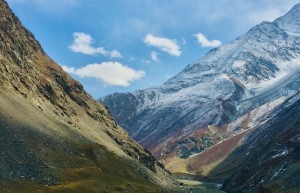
[271, 149, 289, 159]
[232, 61, 245, 68]
[270, 163, 287, 181]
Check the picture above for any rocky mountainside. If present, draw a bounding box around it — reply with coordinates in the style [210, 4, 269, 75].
[100, 3, 300, 159]
[173, 92, 300, 193]
[219, 91, 300, 193]
[100, 3, 300, 192]
[0, 1, 187, 192]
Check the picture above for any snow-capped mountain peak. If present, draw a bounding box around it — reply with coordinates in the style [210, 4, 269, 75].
[100, 4, 300, 159]
[275, 3, 300, 37]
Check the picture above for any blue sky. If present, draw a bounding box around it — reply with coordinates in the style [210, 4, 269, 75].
[6, 0, 299, 99]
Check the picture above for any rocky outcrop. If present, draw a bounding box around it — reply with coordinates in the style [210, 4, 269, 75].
[0, 1, 179, 192]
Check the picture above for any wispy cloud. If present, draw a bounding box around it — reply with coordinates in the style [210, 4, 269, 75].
[144, 34, 181, 56]
[181, 37, 187, 45]
[246, 7, 283, 24]
[69, 32, 122, 58]
[194, 33, 222, 47]
[151, 51, 159, 62]
[61, 62, 145, 86]
[110, 50, 122, 58]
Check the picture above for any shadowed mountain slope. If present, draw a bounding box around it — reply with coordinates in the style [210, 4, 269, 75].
[215, 92, 300, 193]
[0, 1, 186, 192]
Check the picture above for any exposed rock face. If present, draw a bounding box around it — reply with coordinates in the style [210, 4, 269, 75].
[0, 1, 178, 192]
[100, 3, 300, 160]
[220, 92, 300, 193]
[100, 3, 300, 192]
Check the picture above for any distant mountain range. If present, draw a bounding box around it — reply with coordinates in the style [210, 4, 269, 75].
[101, 3, 300, 193]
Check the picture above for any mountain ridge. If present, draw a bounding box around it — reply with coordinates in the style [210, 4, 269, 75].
[100, 3, 300, 158]
[0, 1, 188, 192]
[100, 4, 300, 192]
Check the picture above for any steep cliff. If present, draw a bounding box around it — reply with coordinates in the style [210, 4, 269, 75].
[0, 1, 179, 192]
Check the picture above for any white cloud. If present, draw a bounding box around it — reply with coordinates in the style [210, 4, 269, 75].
[61, 65, 75, 73]
[144, 34, 181, 56]
[110, 50, 122, 58]
[62, 62, 145, 86]
[194, 33, 222, 47]
[151, 51, 159, 62]
[69, 32, 122, 58]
